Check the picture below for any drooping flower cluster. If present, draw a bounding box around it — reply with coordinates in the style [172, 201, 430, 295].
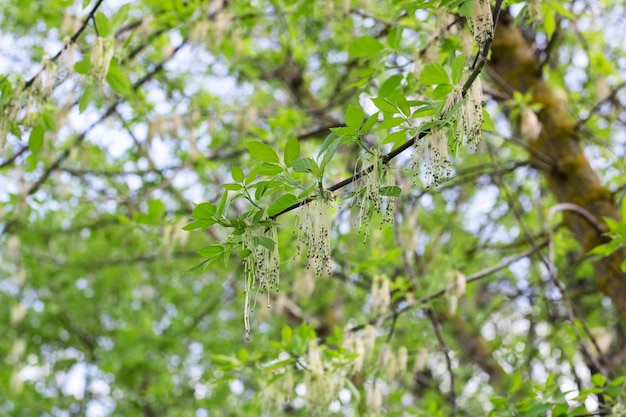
[414, 69, 484, 187]
[305, 341, 344, 417]
[90, 36, 115, 84]
[262, 367, 294, 414]
[242, 224, 280, 337]
[365, 383, 384, 417]
[297, 197, 332, 276]
[470, 0, 494, 46]
[353, 149, 397, 241]
[369, 274, 391, 317]
[412, 126, 451, 187]
[443, 74, 484, 149]
[526, 0, 542, 22]
[354, 150, 382, 241]
[58, 38, 77, 78]
[343, 325, 376, 377]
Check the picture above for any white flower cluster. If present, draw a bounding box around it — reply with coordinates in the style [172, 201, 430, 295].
[470, 0, 494, 46]
[444, 75, 484, 150]
[414, 72, 484, 187]
[58, 38, 77, 77]
[90, 36, 115, 84]
[343, 325, 376, 377]
[297, 198, 332, 276]
[242, 225, 280, 337]
[263, 368, 294, 414]
[365, 383, 384, 417]
[369, 274, 391, 317]
[412, 126, 451, 187]
[305, 341, 344, 417]
[526, 0, 542, 22]
[353, 150, 397, 241]
[376, 343, 409, 381]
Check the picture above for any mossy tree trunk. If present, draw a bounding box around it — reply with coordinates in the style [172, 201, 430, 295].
[488, 17, 626, 323]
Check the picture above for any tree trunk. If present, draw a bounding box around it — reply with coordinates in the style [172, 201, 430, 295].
[488, 16, 626, 323]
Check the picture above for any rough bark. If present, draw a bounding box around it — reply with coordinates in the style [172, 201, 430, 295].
[488, 17, 626, 323]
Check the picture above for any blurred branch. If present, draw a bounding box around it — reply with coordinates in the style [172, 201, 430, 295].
[575, 81, 626, 132]
[350, 239, 549, 332]
[426, 308, 458, 417]
[1, 41, 188, 237]
[24, 0, 106, 89]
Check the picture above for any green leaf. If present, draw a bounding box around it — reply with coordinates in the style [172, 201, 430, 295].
[148, 199, 165, 220]
[232, 166, 244, 182]
[74, 59, 90, 75]
[420, 63, 450, 85]
[381, 130, 406, 145]
[380, 185, 401, 197]
[95, 11, 111, 37]
[551, 403, 568, 417]
[348, 36, 384, 58]
[237, 348, 248, 363]
[217, 191, 229, 217]
[183, 219, 216, 231]
[255, 182, 268, 200]
[284, 135, 300, 166]
[320, 139, 339, 173]
[509, 371, 522, 394]
[482, 108, 496, 131]
[544, 8, 556, 39]
[187, 259, 209, 272]
[379, 117, 405, 129]
[281, 325, 292, 343]
[111, 3, 131, 28]
[361, 112, 379, 133]
[291, 158, 321, 177]
[193, 203, 217, 219]
[318, 132, 338, 158]
[458, 0, 473, 17]
[379, 74, 403, 98]
[223, 183, 243, 191]
[106, 60, 131, 95]
[519, 402, 553, 417]
[78, 86, 94, 113]
[451, 54, 466, 85]
[263, 357, 295, 372]
[28, 124, 44, 154]
[198, 245, 224, 259]
[345, 105, 364, 129]
[256, 163, 284, 176]
[431, 83, 454, 99]
[268, 194, 298, 217]
[371, 97, 398, 113]
[591, 373, 606, 387]
[245, 141, 279, 163]
[387, 27, 403, 51]
[254, 235, 275, 251]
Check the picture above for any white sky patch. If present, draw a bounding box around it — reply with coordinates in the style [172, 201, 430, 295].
[90, 123, 133, 159]
[61, 363, 87, 399]
[229, 378, 244, 395]
[462, 184, 498, 234]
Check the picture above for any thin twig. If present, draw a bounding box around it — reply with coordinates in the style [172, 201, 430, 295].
[350, 239, 549, 332]
[1, 41, 188, 237]
[24, 0, 106, 89]
[548, 203, 607, 234]
[575, 81, 626, 132]
[426, 308, 457, 417]
[270, 0, 504, 220]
